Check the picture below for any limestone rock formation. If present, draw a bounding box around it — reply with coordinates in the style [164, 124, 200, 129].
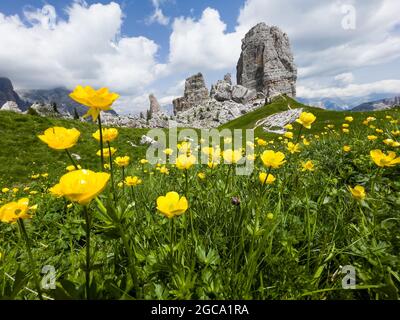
[27, 102, 72, 119]
[236, 23, 297, 98]
[173, 73, 209, 114]
[1, 101, 22, 113]
[149, 93, 161, 114]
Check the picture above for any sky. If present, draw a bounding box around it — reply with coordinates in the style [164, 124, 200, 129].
[0, 0, 400, 114]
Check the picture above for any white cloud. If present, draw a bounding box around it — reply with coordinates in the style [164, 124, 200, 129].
[146, 0, 170, 26]
[298, 79, 400, 99]
[334, 72, 354, 85]
[168, 8, 243, 71]
[0, 2, 164, 95]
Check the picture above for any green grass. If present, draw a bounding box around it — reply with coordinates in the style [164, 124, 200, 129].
[0, 101, 400, 300]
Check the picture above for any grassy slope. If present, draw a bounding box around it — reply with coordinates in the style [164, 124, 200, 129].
[0, 112, 149, 186]
[220, 96, 399, 138]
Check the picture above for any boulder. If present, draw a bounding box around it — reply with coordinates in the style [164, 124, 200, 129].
[149, 93, 161, 114]
[231, 85, 257, 104]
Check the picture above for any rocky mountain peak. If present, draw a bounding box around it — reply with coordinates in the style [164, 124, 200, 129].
[149, 93, 161, 114]
[236, 23, 297, 98]
[0, 77, 26, 108]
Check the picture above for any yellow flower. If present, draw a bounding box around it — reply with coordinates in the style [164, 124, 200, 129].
[2, 188, 9, 193]
[117, 182, 124, 188]
[391, 130, 400, 137]
[41, 173, 49, 178]
[125, 176, 142, 186]
[163, 148, 173, 156]
[67, 203, 73, 209]
[202, 146, 214, 156]
[266, 212, 274, 220]
[50, 169, 110, 205]
[296, 112, 316, 129]
[197, 172, 206, 180]
[368, 135, 378, 141]
[260, 150, 286, 169]
[369, 125, 376, 129]
[383, 139, 394, 146]
[177, 141, 191, 153]
[327, 124, 335, 129]
[69, 85, 119, 121]
[284, 124, 293, 130]
[366, 116, 376, 122]
[342, 123, 349, 128]
[345, 116, 354, 122]
[287, 142, 301, 154]
[104, 164, 110, 170]
[0, 198, 36, 223]
[284, 131, 293, 139]
[156, 191, 188, 218]
[207, 161, 218, 169]
[97, 147, 116, 158]
[114, 156, 130, 167]
[176, 154, 196, 170]
[38, 127, 80, 150]
[222, 149, 242, 164]
[139, 159, 149, 164]
[343, 145, 351, 152]
[301, 160, 315, 171]
[386, 115, 393, 120]
[349, 185, 366, 201]
[12, 188, 19, 193]
[159, 166, 169, 175]
[259, 172, 276, 185]
[376, 129, 383, 134]
[66, 165, 82, 171]
[342, 128, 349, 134]
[370, 149, 400, 167]
[257, 139, 267, 146]
[391, 141, 400, 147]
[92, 128, 119, 143]
[29, 191, 38, 195]
[303, 138, 310, 146]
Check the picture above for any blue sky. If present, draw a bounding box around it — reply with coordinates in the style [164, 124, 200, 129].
[0, 0, 400, 114]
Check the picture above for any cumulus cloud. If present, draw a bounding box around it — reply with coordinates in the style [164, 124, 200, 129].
[167, 8, 243, 71]
[146, 0, 170, 26]
[0, 2, 164, 94]
[334, 72, 354, 85]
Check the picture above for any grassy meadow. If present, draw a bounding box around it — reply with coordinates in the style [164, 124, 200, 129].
[0, 98, 400, 300]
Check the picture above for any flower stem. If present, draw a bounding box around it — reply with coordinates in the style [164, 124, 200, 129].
[82, 206, 91, 300]
[65, 149, 79, 170]
[17, 219, 43, 300]
[122, 167, 125, 195]
[107, 142, 116, 199]
[98, 114, 105, 171]
[295, 126, 303, 144]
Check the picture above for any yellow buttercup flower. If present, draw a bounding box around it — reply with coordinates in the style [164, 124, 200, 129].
[66, 165, 82, 171]
[114, 156, 130, 167]
[303, 138, 310, 146]
[391, 141, 400, 147]
[197, 172, 206, 180]
[69, 85, 119, 121]
[342, 128, 349, 134]
[284, 132, 293, 139]
[259, 172, 276, 185]
[368, 135, 378, 141]
[342, 123, 349, 128]
[376, 129, 383, 134]
[0, 198, 36, 223]
[222, 149, 242, 164]
[41, 173, 48, 178]
[207, 161, 218, 169]
[92, 128, 119, 143]
[156, 191, 188, 219]
[287, 142, 300, 154]
[343, 145, 351, 152]
[257, 139, 267, 146]
[97, 147, 116, 158]
[139, 159, 149, 164]
[12, 188, 19, 193]
[163, 148, 174, 156]
[260, 150, 286, 169]
[370, 149, 400, 167]
[392, 130, 400, 137]
[125, 176, 142, 186]
[327, 124, 335, 129]
[345, 116, 354, 122]
[2, 188, 9, 193]
[176, 154, 196, 170]
[159, 166, 169, 175]
[383, 139, 394, 146]
[296, 112, 316, 129]
[284, 124, 293, 130]
[301, 160, 315, 171]
[38, 127, 80, 150]
[50, 169, 110, 205]
[349, 185, 366, 201]
[31, 174, 40, 179]
[266, 212, 274, 220]
[366, 116, 376, 122]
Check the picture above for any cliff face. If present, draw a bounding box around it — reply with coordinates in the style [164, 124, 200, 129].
[0, 77, 26, 109]
[236, 23, 297, 98]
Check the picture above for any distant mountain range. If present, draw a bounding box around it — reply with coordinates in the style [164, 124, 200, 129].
[298, 93, 400, 111]
[351, 96, 400, 111]
[0, 77, 117, 116]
